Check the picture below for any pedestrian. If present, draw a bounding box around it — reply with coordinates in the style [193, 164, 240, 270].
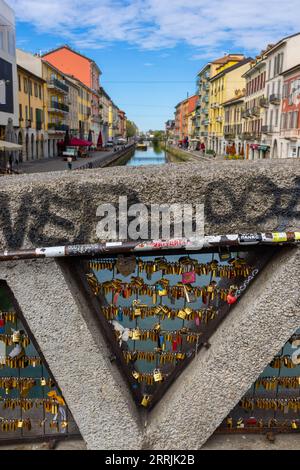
[67, 156, 72, 170]
[9, 154, 13, 170]
[200, 142, 206, 155]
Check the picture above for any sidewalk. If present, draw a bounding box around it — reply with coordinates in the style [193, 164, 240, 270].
[16, 147, 130, 174]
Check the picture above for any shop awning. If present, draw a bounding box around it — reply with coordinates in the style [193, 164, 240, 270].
[58, 138, 93, 147]
[0, 140, 23, 151]
[258, 145, 270, 151]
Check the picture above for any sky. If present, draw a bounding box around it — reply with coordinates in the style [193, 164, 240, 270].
[7, 0, 300, 131]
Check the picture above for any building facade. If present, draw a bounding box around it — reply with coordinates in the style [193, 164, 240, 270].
[242, 56, 267, 159]
[280, 65, 300, 157]
[196, 55, 245, 150]
[223, 95, 245, 156]
[17, 64, 46, 161]
[209, 58, 251, 154]
[263, 33, 300, 158]
[118, 110, 126, 139]
[0, 0, 18, 143]
[42, 46, 102, 145]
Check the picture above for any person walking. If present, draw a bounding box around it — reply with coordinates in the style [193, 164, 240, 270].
[67, 156, 72, 170]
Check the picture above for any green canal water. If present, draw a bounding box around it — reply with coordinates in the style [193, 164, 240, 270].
[126, 142, 167, 166]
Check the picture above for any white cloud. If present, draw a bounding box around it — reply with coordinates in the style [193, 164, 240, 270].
[8, 0, 300, 59]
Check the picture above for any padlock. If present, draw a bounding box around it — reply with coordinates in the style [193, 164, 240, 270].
[132, 370, 140, 380]
[141, 395, 151, 407]
[12, 331, 21, 343]
[131, 329, 141, 340]
[153, 369, 163, 382]
[17, 420, 24, 429]
[40, 378, 47, 386]
[177, 310, 186, 320]
[158, 288, 167, 296]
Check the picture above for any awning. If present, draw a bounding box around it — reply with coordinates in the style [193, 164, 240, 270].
[258, 145, 270, 151]
[0, 140, 23, 151]
[250, 144, 259, 150]
[58, 137, 93, 147]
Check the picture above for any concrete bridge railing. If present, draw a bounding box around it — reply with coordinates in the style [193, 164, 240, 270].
[0, 159, 299, 449]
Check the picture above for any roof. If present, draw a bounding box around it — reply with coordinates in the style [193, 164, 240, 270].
[242, 58, 266, 78]
[210, 58, 252, 82]
[213, 54, 245, 65]
[222, 95, 245, 106]
[42, 45, 102, 75]
[17, 64, 45, 83]
[265, 32, 300, 56]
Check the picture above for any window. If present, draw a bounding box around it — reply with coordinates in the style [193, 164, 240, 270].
[268, 60, 272, 79]
[275, 108, 279, 127]
[18, 74, 21, 92]
[28, 80, 32, 96]
[24, 77, 28, 94]
[0, 31, 4, 50]
[39, 85, 42, 99]
[30, 107, 33, 121]
[7, 30, 15, 56]
[267, 84, 270, 98]
[25, 105, 28, 120]
[34, 83, 38, 97]
[279, 53, 284, 73]
[19, 104, 22, 120]
[269, 110, 273, 126]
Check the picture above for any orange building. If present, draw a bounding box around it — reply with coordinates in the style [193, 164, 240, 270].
[174, 95, 198, 142]
[42, 45, 102, 144]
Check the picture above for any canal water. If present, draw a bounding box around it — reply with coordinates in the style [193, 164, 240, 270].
[126, 141, 166, 166]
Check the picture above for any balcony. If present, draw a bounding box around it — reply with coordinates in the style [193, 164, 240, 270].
[241, 132, 253, 140]
[242, 109, 251, 119]
[202, 119, 210, 126]
[202, 96, 209, 103]
[259, 97, 269, 108]
[251, 106, 260, 117]
[196, 99, 202, 108]
[48, 123, 69, 132]
[48, 101, 69, 113]
[202, 107, 209, 115]
[261, 125, 273, 134]
[200, 131, 208, 137]
[204, 83, 210, 91]
[47, 78, 69, 94]
[269, 94, 281, 105]
[281, 129, 300, 141]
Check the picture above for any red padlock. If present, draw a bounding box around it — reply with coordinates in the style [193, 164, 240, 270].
[227, 293, 237, 305]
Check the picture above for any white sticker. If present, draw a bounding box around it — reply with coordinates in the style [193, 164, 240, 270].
[36, 247, 65, 257]
[106, 242, 123, 247]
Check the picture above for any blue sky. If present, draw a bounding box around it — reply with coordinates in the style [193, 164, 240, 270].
[7, 0, 300, 131]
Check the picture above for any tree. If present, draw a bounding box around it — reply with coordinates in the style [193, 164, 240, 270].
[126, 120, 138, 138]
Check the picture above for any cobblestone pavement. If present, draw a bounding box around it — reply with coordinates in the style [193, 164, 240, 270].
[16, 149, 120, 174]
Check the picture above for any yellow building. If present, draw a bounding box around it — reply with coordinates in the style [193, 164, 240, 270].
[196, 55, 246, 148]
[17, 64, 46, 161]
[108, 101, 119, 141]
[66, 76, 92, 140]
[42, 60, 70, 157]
[208, 57, 251, 154]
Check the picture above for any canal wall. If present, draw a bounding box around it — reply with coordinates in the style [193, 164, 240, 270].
[76, 144, 135, 169]
[0, 159, 299, 449]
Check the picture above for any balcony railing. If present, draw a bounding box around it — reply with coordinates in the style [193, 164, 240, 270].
[48, 78, 69, 94]
[241, 132, 253, 140]
[202, 119, 210, 126]
[48, 123, 69, 131]
[251, 106, 260, 117]
[261, 125, 273, 134]
[281, 129, 300, 140]
[242, 109, 251, 119]
[269, 94, 281, 105]
[202, 107, 209, 115]
[48, 101, 69, 113]
[259, 97, 269, 108]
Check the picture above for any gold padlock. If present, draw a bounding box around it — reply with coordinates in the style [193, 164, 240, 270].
[184, 307, 193, 316]
[40, 378, 47, 386]
[132, 370, 140, 380]
[292, 420, 298, 429]
[153, 369, 163, 382]
[177, 310, 186, 320]
[158, 289, 167, 296]
[132, 329, 141, 340]
[141, 395, 151, 407]
[17, 420, 24, 428]
[12, 331, 21, 343]
[134, 308, 141, 317]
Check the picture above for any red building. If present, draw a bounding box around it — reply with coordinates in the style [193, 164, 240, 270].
[281, 64, 300, 158]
